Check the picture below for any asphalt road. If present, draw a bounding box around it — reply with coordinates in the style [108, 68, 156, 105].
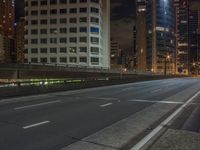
[0, 78, 200, 150]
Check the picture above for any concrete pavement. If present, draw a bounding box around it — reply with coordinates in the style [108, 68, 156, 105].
[0, 78, 200, 150]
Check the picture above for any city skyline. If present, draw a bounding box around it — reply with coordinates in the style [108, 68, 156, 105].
[15, 0, 200, 53]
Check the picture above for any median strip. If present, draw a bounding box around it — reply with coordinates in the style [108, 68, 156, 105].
[23, 121, 50, 129]
[14, 100, 61, 110]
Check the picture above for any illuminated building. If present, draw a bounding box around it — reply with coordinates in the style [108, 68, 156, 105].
[0, 0, 15, 63]
[15, 17, 25, 63]
[25, 0, 110, 69]
[174, 0, 189, 74]
[146, 0, 176, 74]
[135, 0, 147, 72]
[110, 40, 120, 68]
[189, 10, 200, 74]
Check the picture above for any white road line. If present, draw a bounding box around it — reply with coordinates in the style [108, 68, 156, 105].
[88, 97, 117, 101]
[100, 103, 113, 107]
[23, 121, 50, 129]
[14, 100, 61, 110]
[131, 90, 200, 150]
[151, 89, 162, 93]
[128, 99, 184, 104]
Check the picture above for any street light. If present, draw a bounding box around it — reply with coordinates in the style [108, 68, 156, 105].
[164, 54, 170, 76]
[120, 66, 127, 79]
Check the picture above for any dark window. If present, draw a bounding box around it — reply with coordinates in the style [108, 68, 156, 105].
[50, 0, 57, 5]
[41, 0, 48, 5]
[60, 0, 67, 4]
[80, 8, 87, 13]
[60, 9, 67, 14]
[69, 0, 77, 3]
[70, 18, 77, 23]
[69, 8, 77, 13]
[31, 1, 38, 6]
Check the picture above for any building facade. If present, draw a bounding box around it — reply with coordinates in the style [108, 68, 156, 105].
[110, 40, 120, 68]
[146, 0, 176, 74]
[24, 0, 110, 69]
[174, 0, 189, 75]
[15, 17, 25, 63]
[135, 0, 147, 72]
[0, 0, 15, 63]
[189, 10, 200, 74]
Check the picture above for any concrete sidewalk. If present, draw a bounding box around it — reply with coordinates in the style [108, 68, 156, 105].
[149, 129, 200, 150]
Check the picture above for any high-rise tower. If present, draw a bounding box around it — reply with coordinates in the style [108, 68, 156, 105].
[189, 10, 200, 74]
[146, 0, 176, 74]
[174, 0, 189, 75]
[135, 0, 147, 72]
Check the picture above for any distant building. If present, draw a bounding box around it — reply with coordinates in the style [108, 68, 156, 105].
[15, 17, 25, 63]
[133, 25, 137, 69]
[146, 0, 176, 74]
[25, 0, 110, 69]
[135, 0, 147, 72]
[189, 10, 200, 74]
[0, 0, 15, 36]
[110, 40, 120, 67]
[174, 0, 189, 75]
[0, 0, 15, 63]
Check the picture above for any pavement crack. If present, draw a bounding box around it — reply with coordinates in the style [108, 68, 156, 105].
[67, 135, 120, 149]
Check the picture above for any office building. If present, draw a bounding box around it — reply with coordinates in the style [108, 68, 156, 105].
[0, 0, 15, 35]
[174, 0, 189, 74]
[0, 0, 15, 63]
[24, 0, 110, 69]
[15, 17, 25, 63]
[110, 40, 120, 68]
[146, 0, 176, 74]
[189, 10, 200, 74]
[135, 0, 147, 72]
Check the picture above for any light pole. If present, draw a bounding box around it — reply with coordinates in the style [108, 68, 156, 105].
[164, 55, 170, 76]
[197, 28, 199, 76]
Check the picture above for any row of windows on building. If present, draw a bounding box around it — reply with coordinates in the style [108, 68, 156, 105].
[28, 17, 99, 25]
[27, 57, 100, 64]
[28, 27, 100, 35]
[27, 47, 100, 54]
[27, 37, 100, 44]
[27, 0, 100, 7]
[27, 7, 100, 16]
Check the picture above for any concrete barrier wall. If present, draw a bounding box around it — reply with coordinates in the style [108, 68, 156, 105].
[0, 76, 174, 100]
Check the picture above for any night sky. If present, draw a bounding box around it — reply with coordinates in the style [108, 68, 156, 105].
[15, 0, 200, 52]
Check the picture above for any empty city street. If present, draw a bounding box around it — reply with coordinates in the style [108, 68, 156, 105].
[0, 78, 200, 150]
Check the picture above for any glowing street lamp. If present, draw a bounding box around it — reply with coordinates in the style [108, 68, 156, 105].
[164, 54, 170, 76]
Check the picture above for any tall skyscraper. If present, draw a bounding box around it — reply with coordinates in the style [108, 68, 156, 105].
[174, 0, 189, 75]
[0, 0, 15, 63]
[135, 0, 147, 72]
[189, 10, 200, 74]
[146, 0, 176, 74]
[25, 0, 110, 69]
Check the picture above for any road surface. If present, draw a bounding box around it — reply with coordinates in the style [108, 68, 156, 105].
[0, 78, 200, 150]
